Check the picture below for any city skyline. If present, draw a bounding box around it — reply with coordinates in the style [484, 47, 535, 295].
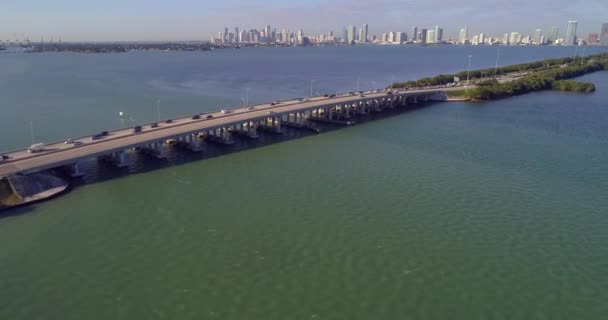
[1, 0, 607, 41]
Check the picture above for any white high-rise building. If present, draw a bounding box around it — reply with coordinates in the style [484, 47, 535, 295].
[347, 25, 357, 44]
[533, 29, 543, 44]
[359, 24, 368, 43]
[479, 33, 485, 44]
[395, 32, 405, 44]
[509, 32, 520, 45]
[565, 20, 578, 46]
[426, 30, 436, 44]
[459, 25, 468, 44]
[434, 26, 443, 43]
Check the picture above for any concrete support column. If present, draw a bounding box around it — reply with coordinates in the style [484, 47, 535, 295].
[70, 162, 84, 177]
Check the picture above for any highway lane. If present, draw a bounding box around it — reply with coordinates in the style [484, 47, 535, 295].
[0, 87, 455, 177]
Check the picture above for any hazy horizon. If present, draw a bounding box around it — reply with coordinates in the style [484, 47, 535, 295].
[1, 0, 607, 42]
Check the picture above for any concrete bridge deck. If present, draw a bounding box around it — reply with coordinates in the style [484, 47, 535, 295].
[0, 86, 467, 178]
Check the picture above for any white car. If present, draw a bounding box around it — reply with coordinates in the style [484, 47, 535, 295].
[221, 109, 231, 114]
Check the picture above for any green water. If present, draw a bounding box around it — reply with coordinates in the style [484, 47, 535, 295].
[1, 48, 608, 319]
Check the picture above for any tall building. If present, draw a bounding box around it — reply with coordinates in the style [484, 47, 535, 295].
[601, 23, 608, 46]
[395, 32, 405, 44]
[459, 25, 468, 44]
[419, 29, 428, 45]
[479, 33, 485, 44]
[347, 25, 357, 44]
[565, 20, 578, 46]
[412, 26, 418, 41]
[297, 29, 304, 44]
[427, 30, 436, 44]
[433, 26, 443, 43]
[587, 33, 599, 44]
[533, 29, 543, 44]
[509, 32, 520, 45]
[342, 28, 348, 43]
[503, 33, 509, 45]
[359, 24, 369, 43]
[265, 25, 272, 42]
[282, 29, 289, 44]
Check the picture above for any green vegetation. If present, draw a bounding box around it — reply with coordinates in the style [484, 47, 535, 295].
[467, 60, 606, 100]
[551, 80, 595, 93]
[388, 53, 608, 101]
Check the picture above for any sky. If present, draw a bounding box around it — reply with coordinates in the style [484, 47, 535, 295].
[1, 0, 607, 42]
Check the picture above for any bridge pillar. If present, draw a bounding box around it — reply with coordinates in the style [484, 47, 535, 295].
[69, 162, 84, 177]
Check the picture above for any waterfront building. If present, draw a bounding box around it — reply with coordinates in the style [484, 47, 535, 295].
[347, 25, 357, 44]
[381, 33, 388, 43]
[471, 34, 479, 45]
[479, 33, 485, 44]
[426, 30, 436, 44]
[565, 20, 578, 46]
[549, 26, 559, 43]
[509, 32, 520, 45]
[395, 32, 405, 44]
[587, 33, 599, 44]
[533, 29, 543, 44]
[434, 26, 443, 43]
[459, 25, 468, 44]
[412, 26, 418, 41]
[419, 28, 428, 44]
[601, 23, 608, 46]
[359, 24, 369, 43]
[342, 28, 348, 43]
[503, 33, 509, 45]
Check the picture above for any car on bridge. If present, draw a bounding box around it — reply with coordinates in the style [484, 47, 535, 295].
[191, 114, 201, 120]
[150, 122, 159, 128]
[206, 114, 213, 119]
[1, 155, 10, 161]
[133, 126, 143, 133]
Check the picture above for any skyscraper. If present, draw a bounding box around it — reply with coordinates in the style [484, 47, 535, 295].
[565, 20, 578, 46]
[601, 23, 608, 46]
[550, 26, 559, 43]
[265, 25, 272, 42]
[359, 24, 369, 43]
[427, 30, 436, 44]
[533, 29, 543, 44]
[459, 25, 468, 44]
[419, 29, 428, 45]
[282, 29, 289, 44]
[509, 32, 520, 45]
[342, 28, 348, 43]
[434, 26, 443, 43]
[347, 25, 357, 44]
[411, 26, 418, 42]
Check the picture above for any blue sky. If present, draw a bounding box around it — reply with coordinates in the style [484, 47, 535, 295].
[1, 0, 606, 41]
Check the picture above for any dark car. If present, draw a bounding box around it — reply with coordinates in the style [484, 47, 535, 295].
[386, 91, 393, 95]
[206, 114, 213, 119]
[1, 155, 9, 161]
[323, 94, 329, 97]
[192, 114, 201, 120]
[133, 125, 142, 133]
[101, 131, 109, 136]
[165, 119, 173, 124]
[150, 122, 159, 128]
[329, 94, 336, 98]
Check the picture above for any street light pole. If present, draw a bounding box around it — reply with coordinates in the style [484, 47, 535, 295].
[466, 54, 473, 93]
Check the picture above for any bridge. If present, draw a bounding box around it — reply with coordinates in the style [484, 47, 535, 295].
[0, 87, 463, 179]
